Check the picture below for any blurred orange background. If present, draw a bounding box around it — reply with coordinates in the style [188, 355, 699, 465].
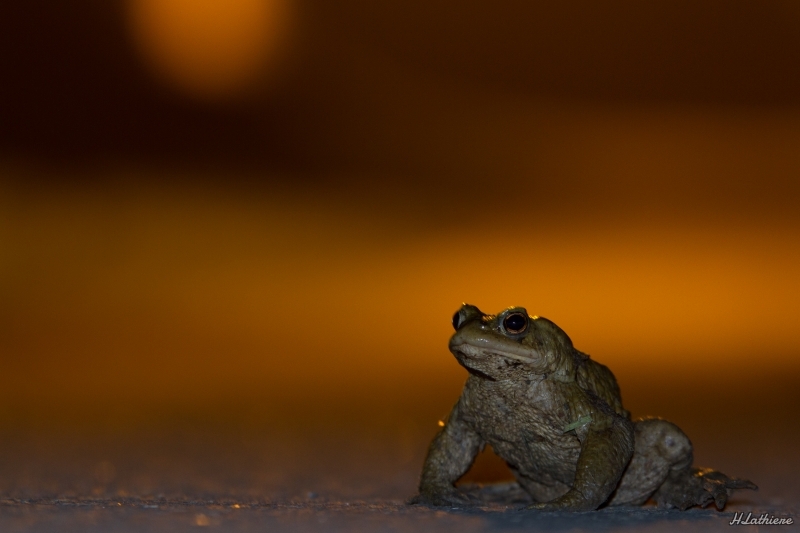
[0, 0, 798, 456]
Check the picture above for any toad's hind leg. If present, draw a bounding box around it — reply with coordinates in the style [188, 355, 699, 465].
[608, 417, 757, 510]
[608, 418, 693, 506]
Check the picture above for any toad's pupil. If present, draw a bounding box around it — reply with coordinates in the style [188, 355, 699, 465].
[452, 311, 461, 331]
[504, 313, 527, 333]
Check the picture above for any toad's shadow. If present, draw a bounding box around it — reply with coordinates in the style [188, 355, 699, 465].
[451, 484, 758, 532]
[478, 506, 720, 532]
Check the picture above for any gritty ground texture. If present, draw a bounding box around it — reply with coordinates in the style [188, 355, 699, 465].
[0, 498, 794, 533]
[0, 416, 795, 533]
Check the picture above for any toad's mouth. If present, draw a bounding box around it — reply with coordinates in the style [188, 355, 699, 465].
[450, 342, 538, 364]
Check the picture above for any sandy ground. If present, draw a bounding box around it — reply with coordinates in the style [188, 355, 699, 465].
[0, 498, 793, 533]
[0, 398, 795, 533]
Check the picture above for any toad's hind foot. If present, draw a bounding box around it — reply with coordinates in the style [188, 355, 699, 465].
[653, 467, 757, 511]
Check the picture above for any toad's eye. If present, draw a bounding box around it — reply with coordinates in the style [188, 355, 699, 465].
[452, 311, 462, 331]
[503, 312, 527, 334]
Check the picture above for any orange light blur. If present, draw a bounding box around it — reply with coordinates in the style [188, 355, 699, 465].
[125, 0, 290, 100]
[1, 173, 798, 425]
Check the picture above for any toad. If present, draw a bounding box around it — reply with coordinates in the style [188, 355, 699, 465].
[411, 304, 756, 511]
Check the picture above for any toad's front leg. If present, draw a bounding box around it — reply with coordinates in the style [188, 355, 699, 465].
[409, 401, 484, 507]
[527, 415, 635, 512]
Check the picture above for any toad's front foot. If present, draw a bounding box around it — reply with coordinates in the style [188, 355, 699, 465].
[408, 487, 480, 507]
[526, 501, 593, 512]
[524, 490, 600, 512]
[653, 467, 757, 511]
[458, 481, 531, 505]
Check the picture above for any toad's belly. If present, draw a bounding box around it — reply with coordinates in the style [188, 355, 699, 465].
[462, 378, 581, 488]
[476, 412, 582, 488]
[461, 375, 585, 491]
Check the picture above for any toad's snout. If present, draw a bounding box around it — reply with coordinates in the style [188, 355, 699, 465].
[449, 335, 539, 364]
